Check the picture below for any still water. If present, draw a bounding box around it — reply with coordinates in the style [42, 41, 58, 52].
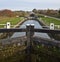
[11, 20, 50, 39]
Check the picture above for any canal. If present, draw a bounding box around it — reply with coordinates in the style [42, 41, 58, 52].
[11, 20, 50, 39]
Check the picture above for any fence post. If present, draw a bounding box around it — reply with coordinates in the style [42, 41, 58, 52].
[30, 24, 34, 37]
[26, 24, 31, 46]
[26, 24, 34, 47]
[25, 24, 34, 62]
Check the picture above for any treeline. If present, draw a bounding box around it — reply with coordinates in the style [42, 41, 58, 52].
[0, 9, 60, 18]
[0, 9, 15, 17]
[0, 9, 29, 17]
[32, 9, 60, 18]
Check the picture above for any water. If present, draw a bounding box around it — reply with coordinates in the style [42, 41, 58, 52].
[11, 20, 50, 39]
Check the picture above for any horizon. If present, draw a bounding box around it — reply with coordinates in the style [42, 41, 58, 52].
[0, 8, 59, 11]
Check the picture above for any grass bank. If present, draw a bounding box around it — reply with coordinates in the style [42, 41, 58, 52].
[0, 17, 24, 28]
[39, 15, 60, 26]
[38, 15, 60, 40]
[0, 17, 24, 39]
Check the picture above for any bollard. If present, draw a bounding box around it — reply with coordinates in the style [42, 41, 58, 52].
[50, 23, 54, 30]
[6, 22, 10, 38]
[6, 22, 10, 29]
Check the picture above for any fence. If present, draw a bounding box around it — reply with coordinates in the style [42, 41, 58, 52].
[0, 24, 60, 47]
[0, 24, 60, 62]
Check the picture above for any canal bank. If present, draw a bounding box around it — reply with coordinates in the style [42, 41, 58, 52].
[38, 17, 60, 40]
[0, 18, 26, 39]
[13, 18, 27, 28]
[0, 17, 54, 40]
[36, 18, 55, 40]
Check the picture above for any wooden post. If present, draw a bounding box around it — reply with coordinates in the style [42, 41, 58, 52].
[26, 24, 34, 47]
[26, 24, 31, 46]
[30, 24, 34, 46]
[30, 24, 34, 36]
[25, 24, 34, 62]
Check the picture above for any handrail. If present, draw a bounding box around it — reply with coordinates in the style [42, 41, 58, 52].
[0, 28, 26, 33]
[0, 28, 60, 34]
[34, 29, 60, 34]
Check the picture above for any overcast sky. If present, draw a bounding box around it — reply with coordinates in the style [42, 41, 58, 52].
[0, 0, 60, 11]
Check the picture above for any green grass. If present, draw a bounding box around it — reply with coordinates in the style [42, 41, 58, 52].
[0, 17, 24, 28]
[39, 16, 60, 26]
